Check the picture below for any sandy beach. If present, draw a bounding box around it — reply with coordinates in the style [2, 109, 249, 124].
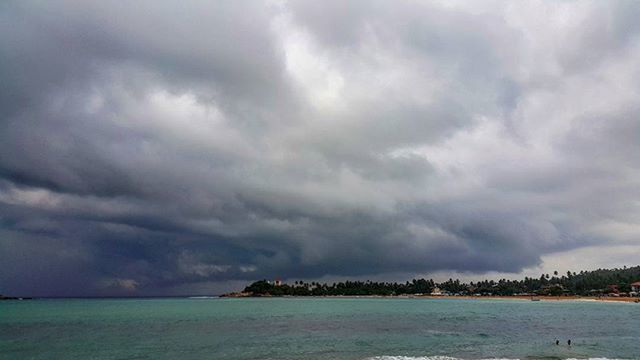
[411, 295, 640, 303]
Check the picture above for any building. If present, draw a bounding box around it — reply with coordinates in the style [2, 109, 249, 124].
[274, 279, 282, 287]
[430, 287, 442, 296]
[631, 281, 640, 293]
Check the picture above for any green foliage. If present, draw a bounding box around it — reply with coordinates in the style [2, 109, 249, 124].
[241, 266, 640, 296]
[243, 278, 436, 296]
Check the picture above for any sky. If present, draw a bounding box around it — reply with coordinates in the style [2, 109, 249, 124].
[1, 0, 639, 297]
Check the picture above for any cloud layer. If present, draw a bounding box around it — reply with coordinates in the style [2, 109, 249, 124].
[1, 0, 639, 296]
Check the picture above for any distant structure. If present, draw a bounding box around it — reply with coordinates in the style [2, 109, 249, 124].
[274, 279, 282, 287]
[430, 287, 442, 296]
[631, 281, 640, 293]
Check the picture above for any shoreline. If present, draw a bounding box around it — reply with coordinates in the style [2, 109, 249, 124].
[417, 295, 640, 303]
[222, 293, 640, 303]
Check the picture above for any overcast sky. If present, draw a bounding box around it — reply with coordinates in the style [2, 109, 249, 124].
[1, 0, 639, 296]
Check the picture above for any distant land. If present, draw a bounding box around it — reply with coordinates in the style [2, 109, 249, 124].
[223, 266, 640, 301]
[0, 295, 31, 301]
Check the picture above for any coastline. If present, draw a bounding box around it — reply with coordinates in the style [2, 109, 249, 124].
[221, 293, 640, 303]
[417, 295, 640, 303]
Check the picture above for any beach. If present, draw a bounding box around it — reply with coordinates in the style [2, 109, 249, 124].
[413, 295, 640, 303]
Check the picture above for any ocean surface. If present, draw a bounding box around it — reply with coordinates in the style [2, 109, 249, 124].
[1, 297, 638, 360]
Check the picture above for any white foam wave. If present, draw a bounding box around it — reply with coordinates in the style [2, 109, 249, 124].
[367, 357, 626, 360]
[367, 357, 512, 360]
[188, 296, 217, 299]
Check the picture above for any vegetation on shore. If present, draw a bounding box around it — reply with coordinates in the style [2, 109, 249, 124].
[231, 266, 640, 297]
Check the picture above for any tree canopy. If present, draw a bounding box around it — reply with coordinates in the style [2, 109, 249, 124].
[239, 266, 640, 297]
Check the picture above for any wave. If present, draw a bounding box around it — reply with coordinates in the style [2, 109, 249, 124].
[367, 357, 512, 360]
[187, 296, 218, 299]
[367, 357, 511, 360]
[366, 357, 627, 360]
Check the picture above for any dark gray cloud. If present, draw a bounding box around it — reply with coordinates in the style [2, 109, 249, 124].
[1, 0, 639, 296]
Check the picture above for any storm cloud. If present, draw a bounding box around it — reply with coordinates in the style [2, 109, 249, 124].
[1, 0, 639, 296]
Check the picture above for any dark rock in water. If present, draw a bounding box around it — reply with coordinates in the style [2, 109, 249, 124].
[220, 291, 253, 298]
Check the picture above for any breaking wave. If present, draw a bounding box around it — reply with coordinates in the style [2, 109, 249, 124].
[366, 357, 627, 360]
[187, 296, 218, 299]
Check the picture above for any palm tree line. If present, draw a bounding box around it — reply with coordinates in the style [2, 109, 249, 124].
[240, 265, 640, 296]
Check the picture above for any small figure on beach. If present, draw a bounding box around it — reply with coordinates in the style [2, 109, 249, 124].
[555, 339, 559, 345]
[567, 339, 571, 346]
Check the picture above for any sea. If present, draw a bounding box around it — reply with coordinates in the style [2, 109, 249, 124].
[1, 297, 638, 359]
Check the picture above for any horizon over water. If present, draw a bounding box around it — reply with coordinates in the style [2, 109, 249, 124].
[1, 297, 638, 360]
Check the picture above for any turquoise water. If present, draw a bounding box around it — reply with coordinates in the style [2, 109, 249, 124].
[1, 297, 638, 359]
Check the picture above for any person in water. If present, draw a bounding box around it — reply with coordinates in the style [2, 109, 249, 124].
[567, 339, 571, 346]
[555, 339, 559, 345]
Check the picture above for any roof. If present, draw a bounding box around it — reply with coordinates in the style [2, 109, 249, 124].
[631, 281, 640, 286]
